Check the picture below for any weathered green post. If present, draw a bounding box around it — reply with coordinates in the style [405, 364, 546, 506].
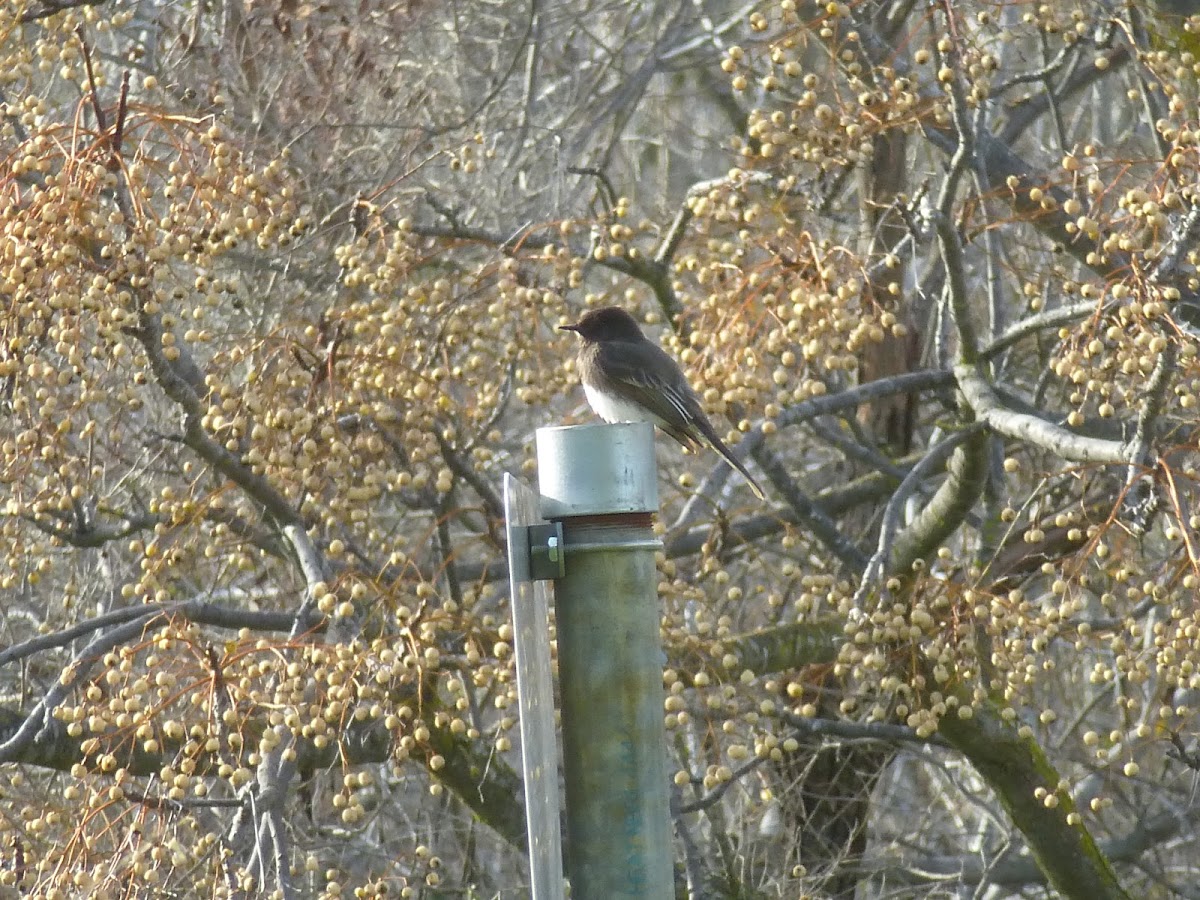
[535, 422, 674, 900]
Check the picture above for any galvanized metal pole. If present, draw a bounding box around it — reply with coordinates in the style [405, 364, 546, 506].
[537, 422, 674, 900]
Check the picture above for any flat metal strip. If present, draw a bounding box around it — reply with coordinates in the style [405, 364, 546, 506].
[504, 473, 565, 900]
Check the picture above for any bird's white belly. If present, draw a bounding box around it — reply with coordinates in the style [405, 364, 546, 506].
[583, 383, 663, 427]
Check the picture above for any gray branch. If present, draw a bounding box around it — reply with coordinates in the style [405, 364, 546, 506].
[955, 365, 1128, 464]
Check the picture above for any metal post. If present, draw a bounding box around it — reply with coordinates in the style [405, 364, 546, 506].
[505, 473, 566, 900]
[536, 422, 674, 900]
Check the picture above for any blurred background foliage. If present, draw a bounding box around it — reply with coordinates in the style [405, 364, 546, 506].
[1, 0, 1200, 897]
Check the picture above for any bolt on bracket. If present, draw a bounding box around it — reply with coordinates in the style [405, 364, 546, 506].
[523, 522, 565, 581]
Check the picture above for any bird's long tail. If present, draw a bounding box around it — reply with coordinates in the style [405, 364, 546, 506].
[705, 432, 767, 500]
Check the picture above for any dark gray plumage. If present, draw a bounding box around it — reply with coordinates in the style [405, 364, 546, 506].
[561, 307, 766, 500]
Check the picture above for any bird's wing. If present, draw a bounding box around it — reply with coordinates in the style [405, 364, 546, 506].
[596, 340, 768, 499]
[594, 340, 705, 449]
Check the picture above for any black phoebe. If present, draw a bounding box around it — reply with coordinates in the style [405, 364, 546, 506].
[561, 307, 766, 500]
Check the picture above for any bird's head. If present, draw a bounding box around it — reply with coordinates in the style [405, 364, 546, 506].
[560, 306, 645, 342]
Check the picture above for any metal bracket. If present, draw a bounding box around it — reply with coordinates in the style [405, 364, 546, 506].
[523, 522, 565, 581]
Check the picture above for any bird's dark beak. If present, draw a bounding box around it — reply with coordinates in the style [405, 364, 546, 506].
[559, 324, 578, 333]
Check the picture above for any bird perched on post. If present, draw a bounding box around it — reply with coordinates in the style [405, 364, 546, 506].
[560, 306, 766, 500]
